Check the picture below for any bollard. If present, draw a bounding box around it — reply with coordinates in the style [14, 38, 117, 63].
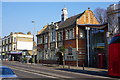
[83, 63, 84, 70]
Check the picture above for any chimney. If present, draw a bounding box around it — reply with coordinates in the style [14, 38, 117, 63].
[61, 8, 68, 21]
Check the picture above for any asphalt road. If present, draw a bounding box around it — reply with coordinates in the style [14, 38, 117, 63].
[2, 61, 119, 80]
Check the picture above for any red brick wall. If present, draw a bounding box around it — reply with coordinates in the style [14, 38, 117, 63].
[38, 60, 85, 66]
[39, 60, 57, 64]
[78, 39, 86, 49]
[65, 60, 85, 66]
[64, 39, 76, 48]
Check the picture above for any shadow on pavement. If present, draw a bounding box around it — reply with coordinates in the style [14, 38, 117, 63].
[56, 68, 109, 77]
[56, 68, 120, 79]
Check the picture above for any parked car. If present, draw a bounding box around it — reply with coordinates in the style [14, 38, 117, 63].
[0, 66, 18, 78]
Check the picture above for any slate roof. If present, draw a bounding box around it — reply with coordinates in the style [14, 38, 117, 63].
[37, 11, 85, 35]
[58, 12, 84, 29]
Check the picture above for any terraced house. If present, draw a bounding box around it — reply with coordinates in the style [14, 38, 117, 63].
[37, 8, 107, 66]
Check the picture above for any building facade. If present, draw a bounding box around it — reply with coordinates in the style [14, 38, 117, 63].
[2, 32, 33, 61]
[107, 2, 120, 41]
[37, 8, 107, 66]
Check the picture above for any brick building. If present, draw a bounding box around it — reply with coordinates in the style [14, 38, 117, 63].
[37, 8, 107, 66]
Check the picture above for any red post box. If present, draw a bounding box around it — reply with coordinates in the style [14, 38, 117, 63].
[98, 53, 105, 68]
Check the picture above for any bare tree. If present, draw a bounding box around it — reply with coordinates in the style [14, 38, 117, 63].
[94, 8, 107, 24]
[107, 7, 119, 35]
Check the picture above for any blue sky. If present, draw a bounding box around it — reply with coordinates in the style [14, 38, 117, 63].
[2, 2, 117, 38]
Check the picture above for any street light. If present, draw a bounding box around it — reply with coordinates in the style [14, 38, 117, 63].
[32, 20, 36, 63]
[86, 27, 90, 67]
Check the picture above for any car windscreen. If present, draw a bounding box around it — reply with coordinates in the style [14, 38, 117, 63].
[0, 68, 15, 75]
[109, 36, 120, 44]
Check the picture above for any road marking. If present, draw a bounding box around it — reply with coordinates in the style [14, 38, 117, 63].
[3, 62, 118, 79]
[4, 64, 72, 79]
[10, 67, 57, 78]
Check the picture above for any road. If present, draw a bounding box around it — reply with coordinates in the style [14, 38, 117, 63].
[2, 61, 119, 80]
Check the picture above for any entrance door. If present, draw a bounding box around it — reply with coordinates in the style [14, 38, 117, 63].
[57, 52, 63, 65]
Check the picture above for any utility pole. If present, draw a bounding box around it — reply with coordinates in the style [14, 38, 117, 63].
[32, 20, 36, 63]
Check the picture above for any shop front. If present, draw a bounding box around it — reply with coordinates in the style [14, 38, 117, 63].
[7, 51, 22, 61]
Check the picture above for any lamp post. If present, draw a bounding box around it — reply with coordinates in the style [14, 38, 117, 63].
[86, 27, 90, 67]
[32, 20, 36, 63]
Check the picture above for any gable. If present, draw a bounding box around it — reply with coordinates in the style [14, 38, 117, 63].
[76, 10, 99, 25]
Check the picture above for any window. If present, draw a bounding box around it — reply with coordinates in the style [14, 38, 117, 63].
[38, 37, 43, 44]
[14, 37, 16, 42]
[68, 30, 70, 39]
[51, 29, 56, 42]
[40, 37, 43, 43]
[66, 30, 68, 39]
[45, 36, 48, 43]
[8, 38, 9, 43]
[9, 45, 11, 51]
[6, 46, 8, 51]
[66, 29, 74, 40]
[80, 29, 85, 39]
[14, 45, 16, 50]
[70, 29, 73, 39]
[58, 32, 63, 41]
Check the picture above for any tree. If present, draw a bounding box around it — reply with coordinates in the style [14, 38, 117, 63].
[94, 8, 108, 24]
[107, 7, 119, 35]
[59, 46, 65, 52]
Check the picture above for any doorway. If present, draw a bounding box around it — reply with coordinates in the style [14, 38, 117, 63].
[56, 52, 63, 65]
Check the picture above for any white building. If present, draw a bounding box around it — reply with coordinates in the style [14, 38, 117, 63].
[107, 2, 120, 41]
[2, 32, 33, 61]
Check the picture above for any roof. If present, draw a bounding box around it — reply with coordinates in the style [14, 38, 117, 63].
[37, 21, 61, 35]
[58, 12, 84, 29]
[37, 12, 84, 35]
[37, 25, 48, 35]
[78, 23, 108, 29]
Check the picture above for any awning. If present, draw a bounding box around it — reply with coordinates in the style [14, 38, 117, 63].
[7, 51, 22, 54]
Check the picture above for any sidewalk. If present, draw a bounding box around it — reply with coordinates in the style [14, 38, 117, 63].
[7, 61, 108, 72]
[37, 63, 107, 72]
[6, 61, 109, 77]
[32, 63, 108, 77]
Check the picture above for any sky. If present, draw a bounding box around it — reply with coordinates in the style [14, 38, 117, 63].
[2, 2, 118, 38]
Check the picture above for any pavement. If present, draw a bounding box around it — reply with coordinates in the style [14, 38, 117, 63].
[25, 63, 109, 77]
[3, 61, 120, 79]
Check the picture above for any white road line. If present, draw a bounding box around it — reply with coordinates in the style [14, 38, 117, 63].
[11, 67, 57, 78]
[4, 62, 117, 79]
[5, 65, 72, 78]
